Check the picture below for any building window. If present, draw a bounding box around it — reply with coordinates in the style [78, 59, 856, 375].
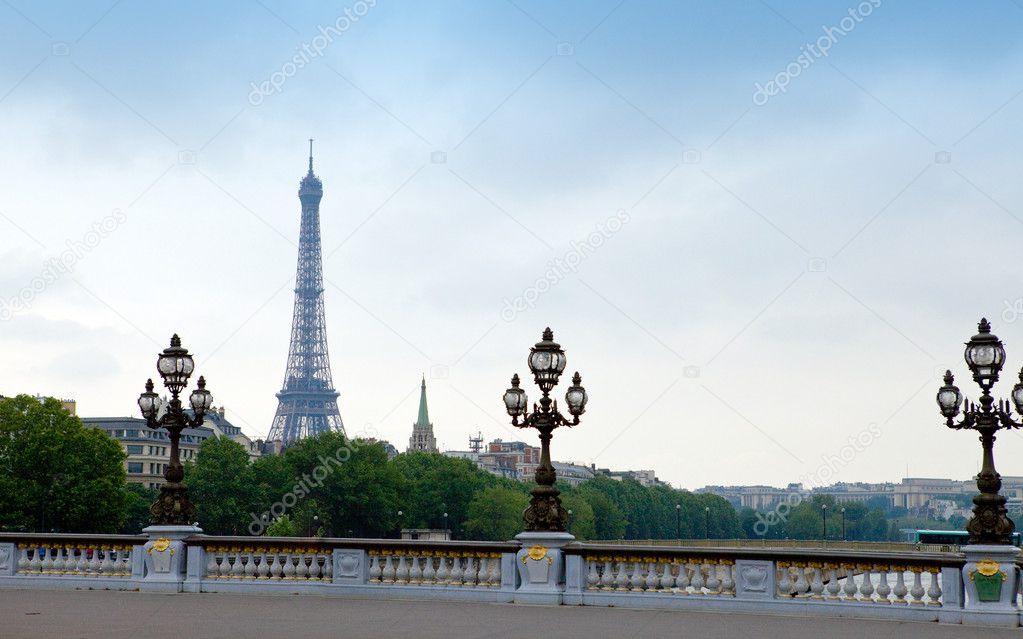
[126, 445, 143, 455]
[127, 462, 143, 474]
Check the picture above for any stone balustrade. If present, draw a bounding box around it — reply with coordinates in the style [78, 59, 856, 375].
[3, 533, 1022, 626]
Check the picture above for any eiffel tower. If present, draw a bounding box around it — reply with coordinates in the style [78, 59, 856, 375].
[267, 140, 345, 445]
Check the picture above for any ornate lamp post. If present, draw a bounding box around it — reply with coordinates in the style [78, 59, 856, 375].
[137, 334, 212, 526]
[503, 328, 587, 532]
[936, 318, 1022, 545]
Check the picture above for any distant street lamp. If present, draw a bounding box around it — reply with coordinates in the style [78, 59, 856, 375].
[138, 334, 212, 525]
[704, 506, 710, 540]
[503, 328, 588, 532]
[675, 503, 681, 542]
[567, 509, 574, 533]
[397, 510, 403, 538]
[821, 504, 828, 541]
[937, 318, 1023, 544]
[443, 512, 448, 531]
[841, 507, 847, 541]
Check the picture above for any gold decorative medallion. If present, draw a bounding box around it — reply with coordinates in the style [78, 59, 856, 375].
[148, 537, 172, 555]
[975, 559, 1001, 577]
[521, 544, 553, 565]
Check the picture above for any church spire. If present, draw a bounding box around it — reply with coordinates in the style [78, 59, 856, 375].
[416, 375, 430, 427]
[407, 375, 438, 453]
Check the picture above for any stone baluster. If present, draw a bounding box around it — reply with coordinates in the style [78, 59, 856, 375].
[52, 546, 67, 574]
[925, 567, 941, 605]
[310, 553, 323, 580]
[244, 551, 257, 579]
[892, 567, 908, 604]
[119, 547, 132, 576]
[488, 554, 500, 587]
[614, 557, 628, 590]
[297, 552, 310, 580]
[909, 567, 925, 604]
[776, 562, 792, 596]
[676, 562, 691, 594]
[422, 553, 436, 584]
[858, 564, 875, 601]
[407, 555, 421, 584]
[721, 561, 736, 596]
[87, 547, 101, 575]
[600, 559, 614, 590]
[381, 554, 395, 583]
[842, 564, 858, 600]
[28, 547, 42, 573]
[216, 549, 230, 579]
[691, 561, 706, 594]
[17, 546, 30, 573]
[809, 563, 824, 598]
[322, 553, 333, 581]
[706, 561, 722, 595]
[231, 550, 246, 579]
[255, 551, 269, 579]
[39, 546, 53, 574]
[395, 555, 408, 583]
[586, 558, 599, 590]
[205, 548, 220, 578]
[76, 546, 89, 574]
[628, 560, 644, 591]
[875, 566, 891, 603]
[436, 555, 450, 585]
[792, 563, 809, 597]
[270, 551, 284, 579]
[638, 560, 654, 588]
[368, 554, 382, 582]
[659, 560, 675, 591]
[100, 547, 115, 575]
[450, 554, 464, 586]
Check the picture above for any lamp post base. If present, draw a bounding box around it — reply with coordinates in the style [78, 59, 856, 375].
[961, 544, 1020, 627]
[513, 531, 574, 605]
[140, 525, 202, 592]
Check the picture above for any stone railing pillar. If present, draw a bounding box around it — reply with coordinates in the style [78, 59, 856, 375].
[735, 559, 776, 600]
[183, 543, 205, 593]
[961, 544, 1020, 627]
[513, 532, 572, 604]
[140, 525, 201, 592]
[0, 543, 15, 577]
[332, 548, 368, 584]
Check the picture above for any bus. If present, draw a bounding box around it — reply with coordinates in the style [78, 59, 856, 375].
[914, 530, 1022, 547]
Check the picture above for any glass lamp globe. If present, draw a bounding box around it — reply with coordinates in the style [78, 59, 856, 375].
[964, 318, 1005, 387]
[138, 379, 159, 419]
[564, 372, 588, 416]
[189, 376, 213, 414]
[503, 374, 528, 417]
[936, 370, 962, 418]
[528, 327, 566, 392]
[157, 334, 195, 392]
[1012, 369, 1023, 414]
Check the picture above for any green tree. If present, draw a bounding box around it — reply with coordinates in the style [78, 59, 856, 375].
[579, 480, 626, 539]
[184, 436, 260, 534]
[392, 452, 495, 535]
[282, 432, 402, 538]
[463, 487, 528, 540]
[121, 483, 159, 534]
[561, 489, 596, 540]
[0, 395, 130, 532]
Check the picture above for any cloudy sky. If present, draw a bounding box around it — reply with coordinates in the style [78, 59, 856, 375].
[2, 1, 1023, 490]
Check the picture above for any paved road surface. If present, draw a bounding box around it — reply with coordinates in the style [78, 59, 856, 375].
[0, 589, 1016, 638]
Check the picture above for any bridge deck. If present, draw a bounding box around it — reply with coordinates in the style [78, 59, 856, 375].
[0, 589, 1008, 638]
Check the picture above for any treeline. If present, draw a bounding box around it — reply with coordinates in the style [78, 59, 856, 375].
[0, 396, 740, 539]
[181, 431, 742, 540]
